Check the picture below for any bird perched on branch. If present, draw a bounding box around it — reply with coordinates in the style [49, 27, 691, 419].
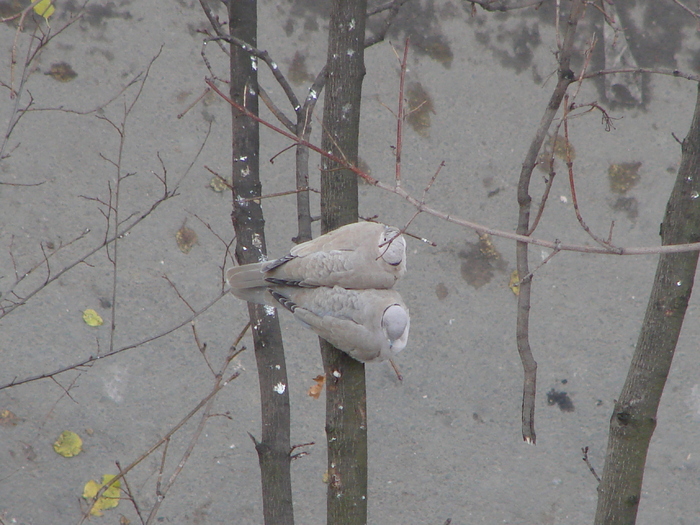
[248, 285, 410, 363]
[226, 221, 410, 366]
[226, 221, 406, 293]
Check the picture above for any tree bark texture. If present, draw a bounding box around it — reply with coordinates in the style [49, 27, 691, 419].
[229, 2, 294, 524]
[319, 0, 368, 523]
[594, 85, 700, 524]
[320, 0, 364, 232]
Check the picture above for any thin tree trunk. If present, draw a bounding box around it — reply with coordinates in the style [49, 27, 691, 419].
[594, 84, 700, 524]
[514, 0, 585, 443]
[319, 0, 368, 523]
[228, 2, 294, 523]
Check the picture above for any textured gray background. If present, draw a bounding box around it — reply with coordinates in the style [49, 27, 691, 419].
[1, 1, 699, 523]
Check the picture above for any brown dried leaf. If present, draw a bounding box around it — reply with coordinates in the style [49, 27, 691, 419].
[46, 62, 77, 82]
[608, 162, 642, 194]
[176, 224, 198, 254]
[0, 409, 21, 427]
[307, 375, 325, 399]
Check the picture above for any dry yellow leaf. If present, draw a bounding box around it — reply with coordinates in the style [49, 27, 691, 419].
[209, 175, 231, 192]
[83, 475, 121, 516]
[33, 0, 55, 19]
[53, 430, 82, 457]
[82, 309, 103, 327]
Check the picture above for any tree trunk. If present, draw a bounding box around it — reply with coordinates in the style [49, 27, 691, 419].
[594, 85, 700, 524]
[319, 0, 368, 523]
[228, 2, 294, 523]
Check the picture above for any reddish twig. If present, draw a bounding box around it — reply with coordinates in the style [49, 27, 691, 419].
[563, 97, 619, 251]
[394, 39, 410, 188]
[205, 77, 700, 257]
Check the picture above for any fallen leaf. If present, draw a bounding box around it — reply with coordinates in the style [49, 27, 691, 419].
[0, 409, 21, 427]
[53, 430, 82, 457]
[176, 224, 197, 254]
[46, 62, 77, 82]
[209, 175, 231, 193]
[608, 162, 642, 194]
[307, 375, 325, 399]
[83, 475, 121, 516]
[82, 309, 103, 327]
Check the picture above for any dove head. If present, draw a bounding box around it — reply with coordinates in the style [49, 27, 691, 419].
[381, 303, 410, 354]
[379, 227, 406, 267]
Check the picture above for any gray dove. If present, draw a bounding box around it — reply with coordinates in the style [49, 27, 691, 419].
[259, 285, 410, 363]
[226, 221, 406, 292]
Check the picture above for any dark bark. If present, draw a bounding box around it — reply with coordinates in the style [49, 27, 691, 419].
[293, 71, 326, 244]
[319, 0, 368, 523]
[594, 85, 700, 524]
[228, 2, 294, 524]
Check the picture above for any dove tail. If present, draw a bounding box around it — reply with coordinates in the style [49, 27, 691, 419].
[226, 263, 266, 289]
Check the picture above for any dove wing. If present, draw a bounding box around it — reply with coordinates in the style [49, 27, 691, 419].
[293, 307, 383, 362]
[270, 286, 409, 362]
[288, 222, 386, 257]
[263, 222, 404, 288]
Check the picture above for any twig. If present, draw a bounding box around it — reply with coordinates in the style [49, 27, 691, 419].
[563, 98, 618, 251]
[581, 66, 700, 84]
[192, 323, 217, 377]
[205, 78, 700, 257]
[514, 0, 587, 444]
[518, 241, 561, 284]
[2, 132, 180, 321]
[394, 39, 409, 188]
[177, 87, 210, 119]
[365, 0, 411, 47]
[0, 179, 44, 186]
[208, 35, 301, 111]
[163, 275, 196, 313]
[0, 291, 229, 391]
[115, 460, 145, 523]
[582, 446, 601, 483]
[526, 131, 560, 236]
[259, 84, 296, 132]
[80, 362, 243, 523]
[468, 0, 547, 12]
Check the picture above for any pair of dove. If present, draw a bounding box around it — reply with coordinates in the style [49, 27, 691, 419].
[226, 221, 409, 364]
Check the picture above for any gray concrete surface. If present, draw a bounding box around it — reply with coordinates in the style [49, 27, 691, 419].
[1, 1, 699, 523]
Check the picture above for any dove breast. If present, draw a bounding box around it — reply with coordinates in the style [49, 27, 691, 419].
[226, 222, 406, 291]
[270, 286, 410, 363]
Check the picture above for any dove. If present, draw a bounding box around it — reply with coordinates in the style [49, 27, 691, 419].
[246, 285, 410, 363]
[226, 221, 406, 292]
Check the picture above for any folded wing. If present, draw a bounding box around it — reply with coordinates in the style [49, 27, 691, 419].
[269, 286, 410, 363]
[226, 222, 406, 292]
